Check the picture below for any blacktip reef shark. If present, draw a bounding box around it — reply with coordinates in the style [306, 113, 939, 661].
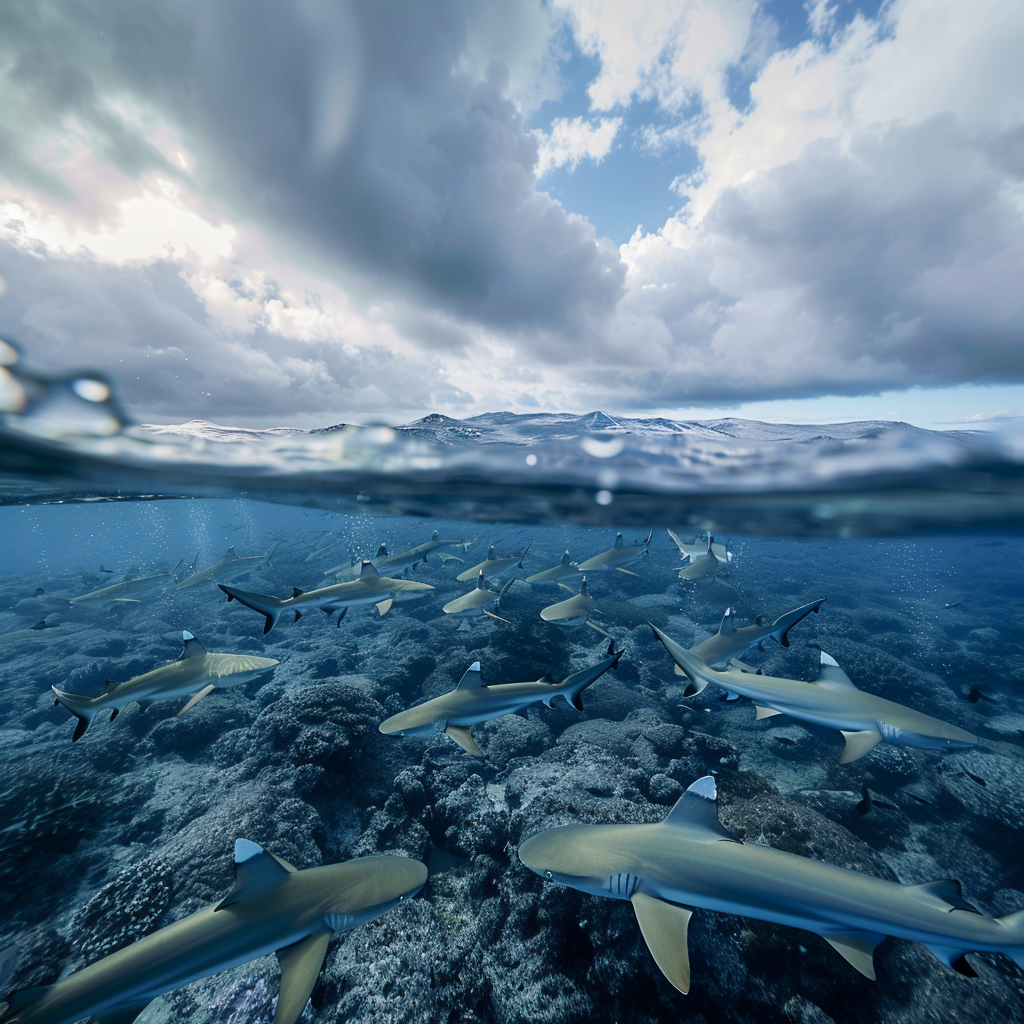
[576, 531, 652, 576]
[672, 534, 733, 584]
[651, 625, 977, 763]
[519, 775, 1024, 994]
[687, 600, 825, 670]
[326, 529, 475, 578]
[177, 543, 279, 590]
[442, 571, 516, 625]
[0, 839, 426, 1024]
[220, 561, 433, 634]
[51, 631, 279, 741]
[69, 562, 185, 608]
[456, 542, 532, 582]
[668, 529, 731, 565]
[379, 642, 623, 756]
[525, 550, 581, 586]
[539, 577, 613, 638]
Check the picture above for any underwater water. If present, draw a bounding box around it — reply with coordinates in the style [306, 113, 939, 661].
[1, 353, 1023, 1024]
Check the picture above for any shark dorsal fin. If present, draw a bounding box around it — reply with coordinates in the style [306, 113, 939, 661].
[104, 678, 119, 692]
[216, 839, 295, 911]
[456, 662, 484, 689]
[223, 546, 238, 561]
[293, 587, 304, 599]
[359, 560, 379, 580]
[377, 543, 388, 557]
[560, 551, 572, 565]
[614, 532, 623, 548]
[487, 545, 496, 559]
[718, 608, 736, 636]
[178, 630, 207, 659]
[475, 570, 487, 590]
[579, 577, 589, 597]
[815, 652, 858, 689]
[663, 776, 738, 843]
[431, 529, 439, 539]
[904, 879, 980, 914]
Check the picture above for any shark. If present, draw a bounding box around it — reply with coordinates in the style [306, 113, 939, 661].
[379, 643, 623, 756]
[687, 600, 825, 670]
[651, 625, 978, 763]
[326, 530, 475, 578]
[69, 562, 185, 607]
[0, 839, 426, 1024]
[525, 551, 581, 586]
[51, 631, 279, 741]
[456, 543, 532, 583]
[177, 543, 279, 590]
[539, 577, 612, 638]
[576, 531, 652, 576]
[673, 534, 732, 583]
[667, 529, 731, 565]
[219, 561, 434, 634]
[442, 571, 517, 625]
[519, 775, 1024, 994]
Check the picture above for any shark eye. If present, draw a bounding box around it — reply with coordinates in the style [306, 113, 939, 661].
[545, 870, 553, 879]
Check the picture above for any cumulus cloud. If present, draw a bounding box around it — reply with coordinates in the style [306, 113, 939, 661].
[534, 116, 622, 177]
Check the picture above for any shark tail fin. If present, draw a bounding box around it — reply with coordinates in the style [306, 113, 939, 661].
[560, 647, 624, 711]
[996, 909, 1024, 968]
[218, 585, 286, 635]
[650, 624, 717, 697]
[51, 686, 102, 741]
[770, 599, 826, 648]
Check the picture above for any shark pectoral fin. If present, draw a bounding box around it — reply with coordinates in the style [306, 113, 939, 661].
[376, 598, 393, 616]
[178, 684, 216, 716]
[630, 893, 693, 994]
[274, 931, 331, 1024]
[615, 566, 641, 576]
[727, 659, 758, 674]
[820, 931, 883, 979]
[674, 663, 685, 676]
[557, 582, 575, 592]
[445, 725, 484, 757]
[839, 729, 883, 764]
[584, 620, 613, 638]
[93, 1002, 152, 1024]
[754, 705, 781, 720]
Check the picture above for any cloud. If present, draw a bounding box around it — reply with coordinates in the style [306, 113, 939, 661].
[534, 116, 622, 177]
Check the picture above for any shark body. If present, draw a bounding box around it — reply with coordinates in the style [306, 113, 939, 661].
[70, 562, 184, 607]
[327, 530, 474, 578]
[668, 529, 731, 565]
[51, 631, 278, 740]
[177, 544, 279, 590]
[525, 551, 581, 585]
[519, 776, 1024, 994]
[690, 600, 825, 669]
[219, 562, 433, 634]
[1, 840, 426, 1024]
[456, 543, 532, 583]
[539, 577, 611, 637]
[379, 645, 622, 755]
[576, 531, 652, 575]
[652, 625, 977, 763]
[442, 571, 515, 623]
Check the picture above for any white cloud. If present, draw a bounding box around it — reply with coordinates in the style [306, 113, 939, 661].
[534, 115, 622, 176]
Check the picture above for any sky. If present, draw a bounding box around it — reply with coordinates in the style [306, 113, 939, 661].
[0, 0, 1022, 430]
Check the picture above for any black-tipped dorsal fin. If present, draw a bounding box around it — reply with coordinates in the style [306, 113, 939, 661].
[663, 776, 739, 842]
[223, 546, 238, 561]
[456, 662, 484, 689]
[718, 608, 736, 636]
[815, 652, 857, 689]
[292, 587, 304, 599]
[614, 532, 623, 548]
[178, 630, 207, 659]
[215, 839, 295, 911]
[905, 879, 980, 914]
[104, 678, 119, 692]
[359, 560, 379, 580]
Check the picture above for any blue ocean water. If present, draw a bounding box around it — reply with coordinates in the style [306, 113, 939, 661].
[1, 347, 1023, 1023]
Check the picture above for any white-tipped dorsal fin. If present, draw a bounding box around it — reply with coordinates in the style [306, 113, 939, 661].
[223, 546, 238, 560]
[718, 608, 735, 635]
[475, 570, 487, 590]
[560, 550, 572, 565]
[359, 560, 379, 580]
[614, 532, 623, 548]
[579, 577, 589, 597]
[377, 542, 388, 557]
[815, 651, 858, 689]
[456, 662, 484, 689]
[179, 630, 207, 659]
[217, 839, 295, 911]
[486, 545, 496, 559]
[663, 776, 739, 843]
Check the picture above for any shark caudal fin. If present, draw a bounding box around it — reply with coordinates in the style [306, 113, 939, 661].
[770, 599, 826, 648]
[558, 646, 624, 711]
[51, 686, 103, 741]
[218, 584, 287, 635]
[650, 624, 718, 697]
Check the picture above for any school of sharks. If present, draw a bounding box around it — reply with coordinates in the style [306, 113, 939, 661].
[1, 510, 1022, 1024]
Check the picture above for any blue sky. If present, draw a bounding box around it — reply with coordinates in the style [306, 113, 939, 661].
[1, 0, 1022, 430]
